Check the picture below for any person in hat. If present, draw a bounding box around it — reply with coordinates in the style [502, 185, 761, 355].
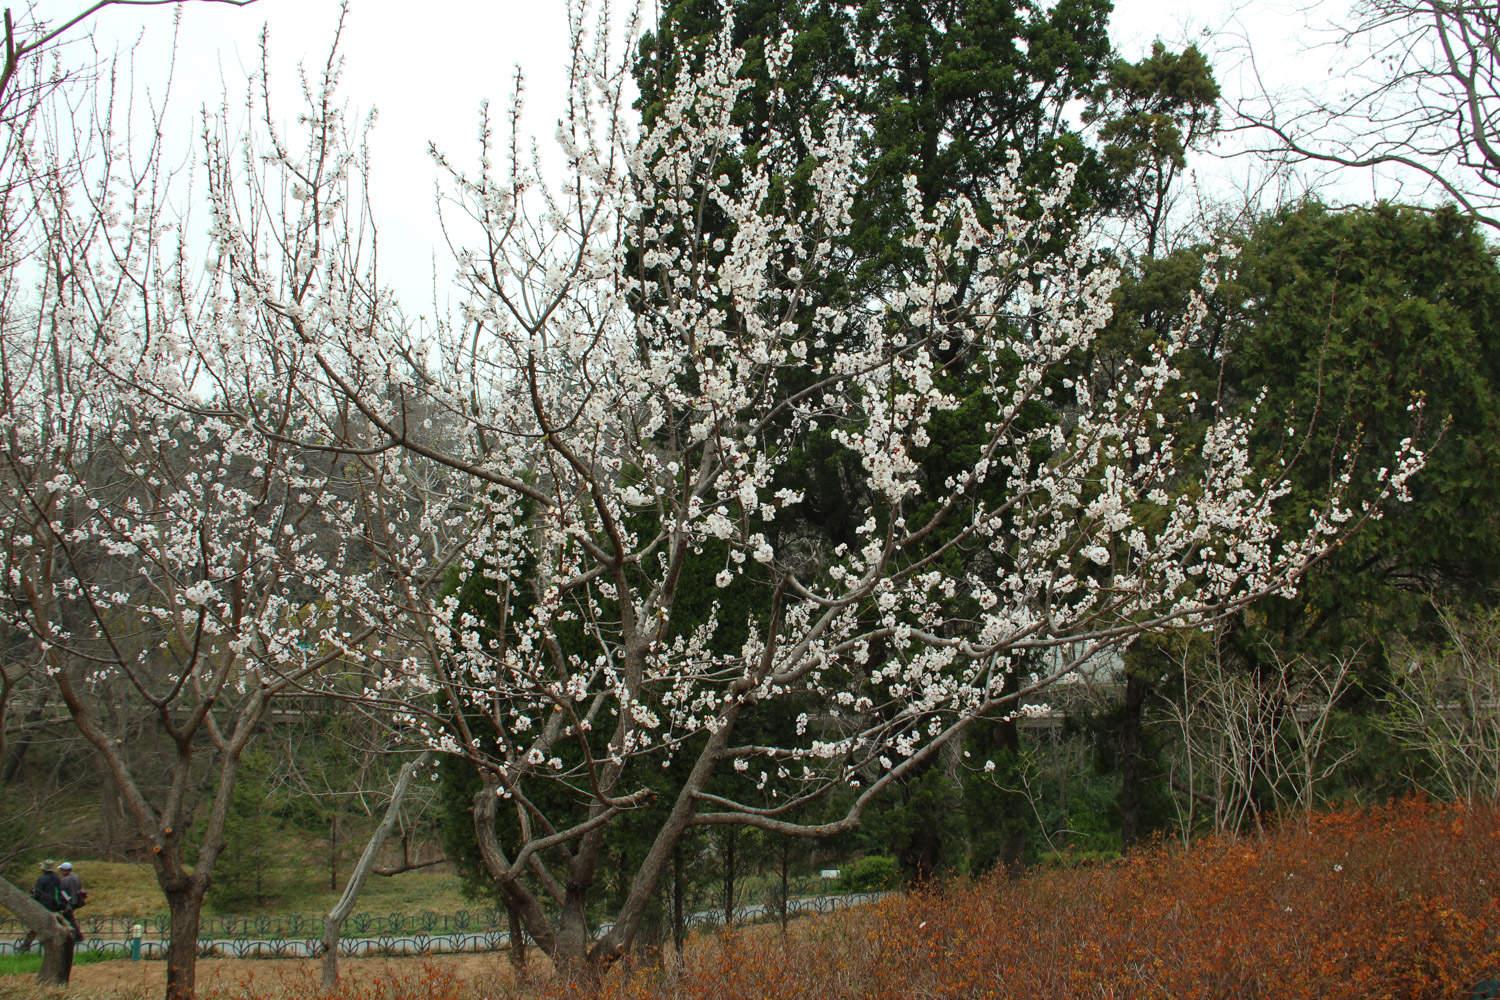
[57, 862, 85, 941]
[18, 860, 66, 951]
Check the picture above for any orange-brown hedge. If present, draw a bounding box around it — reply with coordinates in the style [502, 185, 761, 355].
[22, 798, 1493, 999]
[582, 798, 1500, 1000]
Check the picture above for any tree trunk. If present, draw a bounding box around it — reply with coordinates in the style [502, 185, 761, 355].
[1119, 667, 1149, 850]
[98, 760, 131, 858]
[586, 712, 746, 967]
[671, 843, 684, 955]
[469, 782, 560, 962]
[328, 813, 339, 892]
[322, 752, 428, 991]
[163, 883, 207, 1000]
[721, 826, 737, 927]
[0, 696, 44, 783]
[0, 875, 73, 986]
[506, 898, 526, 975]
[40, 927, 74, 985]
[554, 884, 594, 981]
[778, 838, 790, 933]
[996, 715, 1026, 878]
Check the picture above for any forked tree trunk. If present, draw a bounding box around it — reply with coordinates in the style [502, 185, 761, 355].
[322, 752, 429, 990]
[554, 884, 594, 977]
[0, 875, 72, 985]
[474, 709, 745, 982]
[163, 882, 207, 1000]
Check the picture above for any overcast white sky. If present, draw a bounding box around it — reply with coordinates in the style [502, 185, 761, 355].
[30, 0, 1369, 305]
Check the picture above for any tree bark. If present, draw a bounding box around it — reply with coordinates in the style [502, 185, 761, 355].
[778, 838, 790, 933]
[672, 843, 684, 955]
[0, 875, 72, 985]
[321, 752, 429, 991]
[163, 882, 207, 1000]
[328, 812, 339, 892]
[506, 898, 526, 975]
[1119, 667, 1149, 850]
[98, 759, 131, 858]
[720, 826, 736, 927]
[554, 883, 593, 975]
[469, 784, 559, 960]
[41, 927, 73, 985]
[0, 695, 44, 783]
[588, 706, 744, 967]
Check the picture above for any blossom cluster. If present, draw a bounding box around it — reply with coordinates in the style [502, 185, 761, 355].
[0, 6, 1423, 873]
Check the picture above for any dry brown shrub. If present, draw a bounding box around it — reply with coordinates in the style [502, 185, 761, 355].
[582, 798, 1500, 1000]
[6, 799, 1499, 999]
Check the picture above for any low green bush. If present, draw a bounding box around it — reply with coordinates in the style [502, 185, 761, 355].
[839, 854, 900, 892]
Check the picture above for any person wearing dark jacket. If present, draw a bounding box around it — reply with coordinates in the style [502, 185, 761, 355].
[19, 859, 65, 951]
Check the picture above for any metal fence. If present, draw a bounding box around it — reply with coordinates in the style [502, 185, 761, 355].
[0, 892, 890, 960]
[0, 908, 509, 942]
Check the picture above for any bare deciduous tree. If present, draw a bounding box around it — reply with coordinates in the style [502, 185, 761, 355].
[320, 750, 432, 991]
[1235, 0, 1500, 228]
[0, 11, 402, 1000]
[0, 2, 257, 122]
[1164, 633, 1356, 838]
[1382, 603, 1500, 801]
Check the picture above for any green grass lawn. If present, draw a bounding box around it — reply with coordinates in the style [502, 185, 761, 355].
[262, 863, 479, 917]
[0, 949, 112, 977]
[52, 858, 479, 923]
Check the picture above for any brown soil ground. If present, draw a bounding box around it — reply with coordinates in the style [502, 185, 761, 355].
[0, 950, 552, 999]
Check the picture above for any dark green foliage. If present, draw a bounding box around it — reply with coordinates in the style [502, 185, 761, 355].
[430, 514, 782, 928]
[1087, 644, 1184, 847]
[1205, 203, 1500, 712]
[1316, 709, 1419, 806]
[858, 764, 966, 882]
[1093, 201, 1500, 834]
[205, 750, 286, 911]
[637, 0, 1118, 299]
[1089, 41, 1219, 250]
[1225, 204, 1500, 602]
[434, 751, 497, 908]
[839, 853, 900, 891]
[1095, 43, 1220, 165]
[840, 0, 1115, 283]
[961, 744, 1033, 876]
[955, 684, 1042, 876]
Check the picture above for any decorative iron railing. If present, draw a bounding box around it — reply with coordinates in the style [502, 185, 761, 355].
[0, 908, 507, 941]
[0, 891, 890, 959]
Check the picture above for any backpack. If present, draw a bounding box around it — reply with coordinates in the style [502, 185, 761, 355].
[31, 875, 64, 912]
